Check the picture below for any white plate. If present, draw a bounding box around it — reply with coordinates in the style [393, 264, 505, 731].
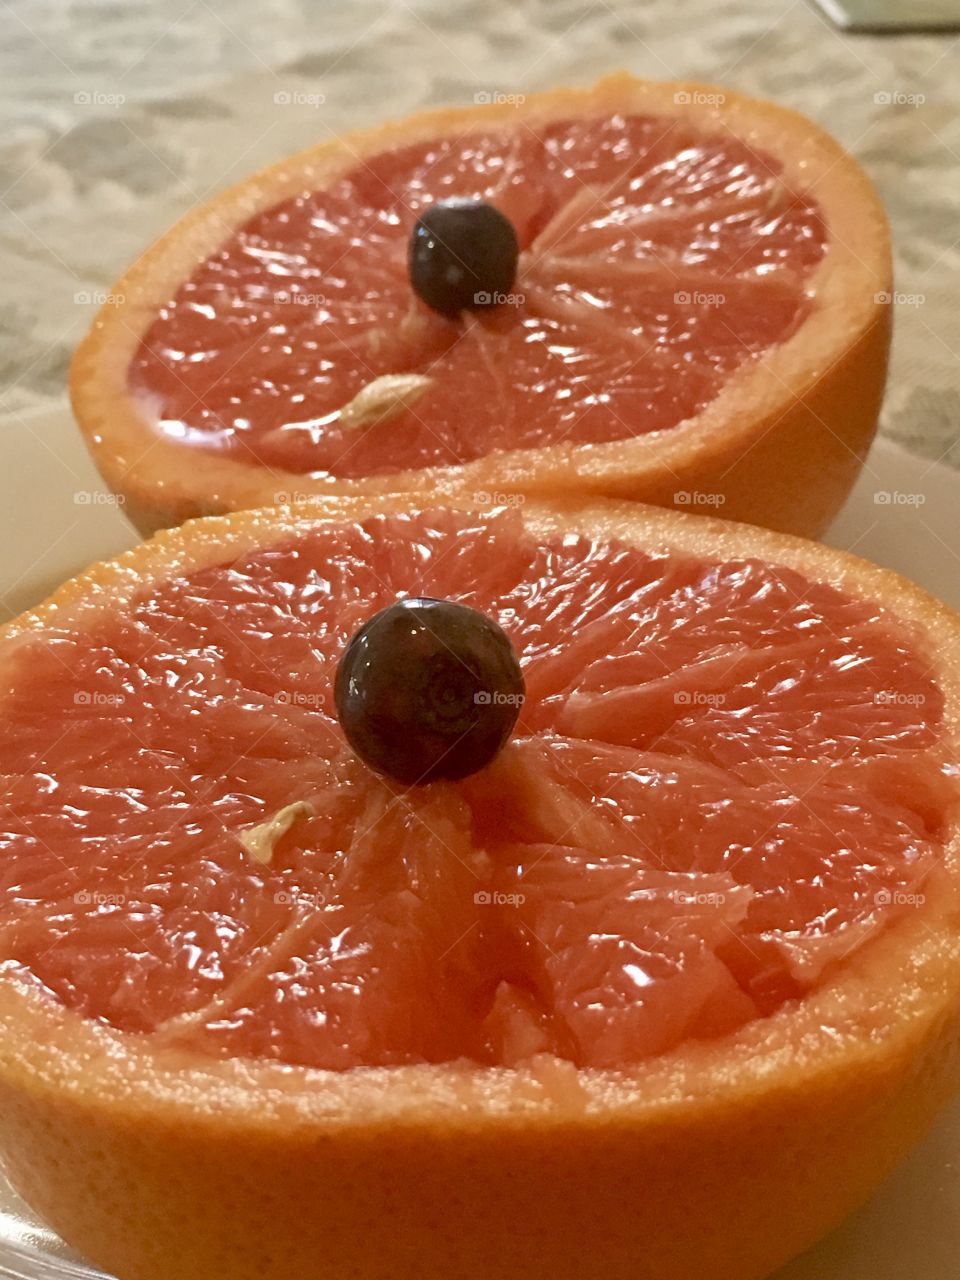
[1, 404, 959, 1279]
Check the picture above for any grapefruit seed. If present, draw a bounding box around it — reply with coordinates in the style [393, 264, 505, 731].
[334, 596, 524, 783]
[409, 198, 520, 316]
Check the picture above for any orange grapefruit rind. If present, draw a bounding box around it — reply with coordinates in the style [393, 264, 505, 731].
[0, 494, 958, 1280]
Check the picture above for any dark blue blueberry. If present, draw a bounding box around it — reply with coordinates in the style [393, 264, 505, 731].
[409, 199, 519, 317]
[334, 597, 524, 783]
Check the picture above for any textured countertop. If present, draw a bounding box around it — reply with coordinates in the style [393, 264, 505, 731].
[1, 0, 957, 467]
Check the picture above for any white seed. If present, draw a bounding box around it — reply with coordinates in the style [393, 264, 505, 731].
[239, 800, 315, 865]
[338, 373, 433, 430]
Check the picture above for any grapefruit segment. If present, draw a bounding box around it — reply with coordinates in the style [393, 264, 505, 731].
[192, 784, 492, 1069]
[468, 730, 943, 1020]
[492, 841, 757, 1067]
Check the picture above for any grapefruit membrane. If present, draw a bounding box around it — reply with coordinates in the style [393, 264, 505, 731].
[0, 495, 958, 1280]
[71, 74, 892, 536]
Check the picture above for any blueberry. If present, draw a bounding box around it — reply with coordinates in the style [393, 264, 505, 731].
[409, 199, 519, 318]
[334, 597, 524, 784]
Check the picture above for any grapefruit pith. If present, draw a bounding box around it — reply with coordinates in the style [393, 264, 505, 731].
[0, 495, 958, 1280]
[71, 74, 892, 536]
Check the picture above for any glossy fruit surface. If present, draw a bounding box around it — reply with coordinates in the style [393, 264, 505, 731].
[0, 504, 951, 1069]
[70, 75, 892, 537]
[125, 115, 824, 477]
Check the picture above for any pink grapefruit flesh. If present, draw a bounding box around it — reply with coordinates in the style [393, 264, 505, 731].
[0, 508, 950, 1072]
[128, 116, 826, 479]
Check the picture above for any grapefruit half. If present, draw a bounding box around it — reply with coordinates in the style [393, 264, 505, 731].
[70, 74, 892, 537]
[0, 495, 958, 1280]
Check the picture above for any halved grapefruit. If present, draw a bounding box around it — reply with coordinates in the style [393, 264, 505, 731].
[70, 74, 892, 537]
[0, 494, 958, 1280]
